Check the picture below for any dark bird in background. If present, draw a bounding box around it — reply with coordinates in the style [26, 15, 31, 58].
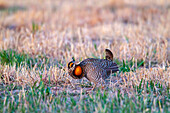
[67, 49, 119, 90]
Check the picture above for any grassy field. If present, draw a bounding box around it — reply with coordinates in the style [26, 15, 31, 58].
[0, 0, 169, 112]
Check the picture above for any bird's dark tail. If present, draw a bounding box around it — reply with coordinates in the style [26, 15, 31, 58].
[105, 49, 119, 72]
[105, 49, 113, 61]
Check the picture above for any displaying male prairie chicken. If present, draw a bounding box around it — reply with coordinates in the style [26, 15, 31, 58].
[67, 49, 119, 90]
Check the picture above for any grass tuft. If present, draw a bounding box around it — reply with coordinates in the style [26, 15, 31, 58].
[0, 49, 49, 69]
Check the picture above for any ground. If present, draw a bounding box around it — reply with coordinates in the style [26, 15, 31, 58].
[0, 0, 169, 112]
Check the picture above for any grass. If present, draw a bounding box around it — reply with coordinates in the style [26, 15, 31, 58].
[115, 58, 145, 73]
[0, 79, 169, 112]
[0, 5, 26, 14]
[0, 49, 169, 112]
[0, 0, 169, 112]
[0, 49, 49, 69]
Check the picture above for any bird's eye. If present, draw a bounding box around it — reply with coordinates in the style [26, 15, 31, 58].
[69, 62, 74, 67]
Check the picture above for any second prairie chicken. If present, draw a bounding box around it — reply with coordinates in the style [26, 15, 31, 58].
[68, 49, 119, 90]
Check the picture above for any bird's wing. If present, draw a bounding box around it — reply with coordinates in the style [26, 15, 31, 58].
[96, 60, 119, 72]
[83, 63, 106, 83]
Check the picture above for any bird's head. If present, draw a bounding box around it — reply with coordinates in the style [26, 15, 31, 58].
[67, 58, 83, 79]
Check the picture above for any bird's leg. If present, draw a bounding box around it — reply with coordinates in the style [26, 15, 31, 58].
[91, 84, 96, 91]
[86, 84, 96, 93]
[101, 79, 105, 89]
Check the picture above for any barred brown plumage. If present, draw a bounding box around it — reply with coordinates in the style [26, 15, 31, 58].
[67, 49, 119, 91]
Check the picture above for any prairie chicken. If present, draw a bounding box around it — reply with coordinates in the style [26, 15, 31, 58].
[67, 49, 119, 90]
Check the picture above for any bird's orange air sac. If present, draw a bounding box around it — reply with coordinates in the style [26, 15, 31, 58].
[74, 66, 82, 76]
